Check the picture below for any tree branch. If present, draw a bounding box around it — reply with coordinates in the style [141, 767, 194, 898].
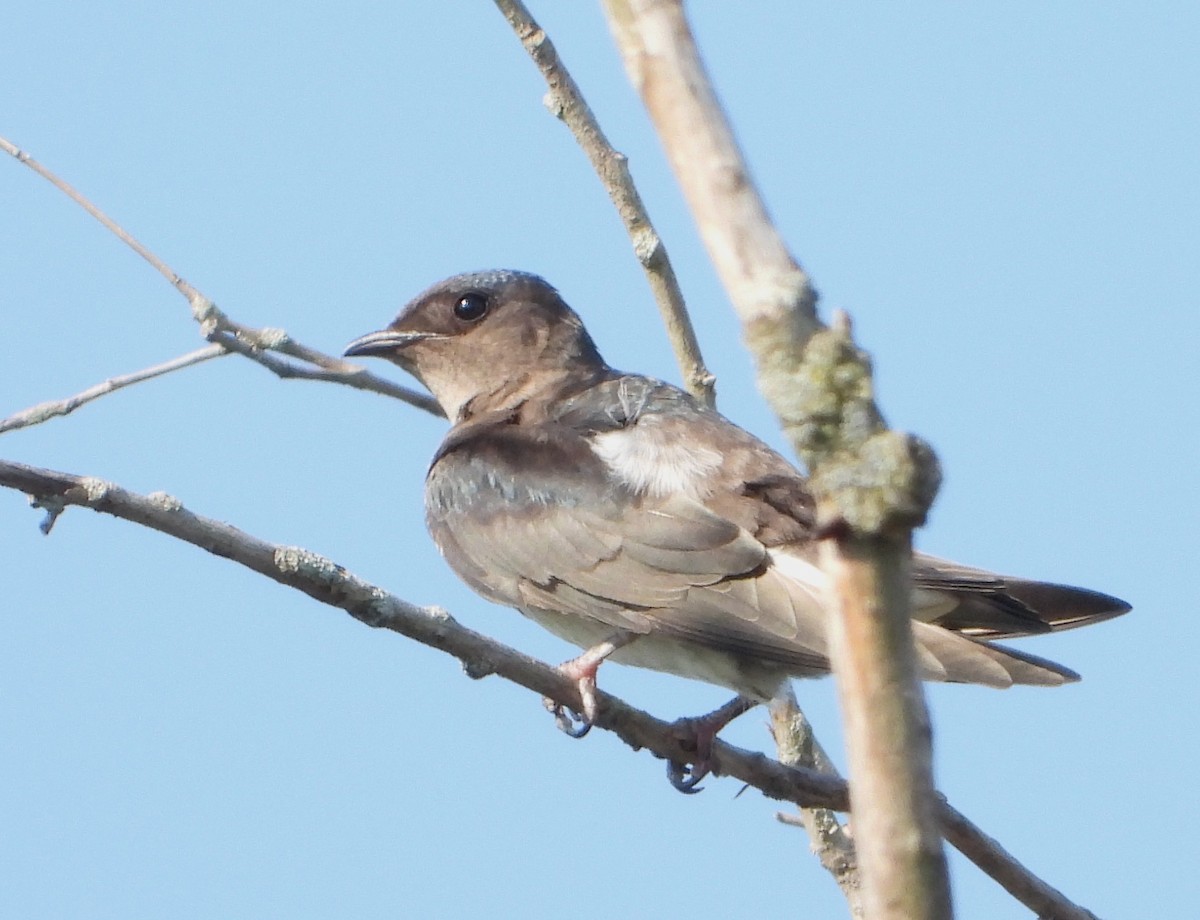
[601, 3, 953, 917]
[0, 344, 229, 434]
[769, 690, 863, 917]
[0, 458, 844, 809]
[491, 0, 714, 406]
[600, 0, 819, 342]
[0, 135, 441, 419]
[0, 457, 1105, 920]
[205, 330, 442, 412]
[937, 802, 1100, 920]
[490, 4, 865, 902]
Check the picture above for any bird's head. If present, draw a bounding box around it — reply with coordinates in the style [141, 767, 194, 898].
[344, 270, 607, 421]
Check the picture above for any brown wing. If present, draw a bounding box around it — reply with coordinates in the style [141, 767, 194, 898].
[425, 390, 1127, 690]
[425, 418, 832, 673]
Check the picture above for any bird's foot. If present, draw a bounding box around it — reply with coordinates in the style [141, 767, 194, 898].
[666, 695, 759, 794]
[544, 632, 637, 739]
[545, 698, 593, 739]
[545, 654, 601, 738]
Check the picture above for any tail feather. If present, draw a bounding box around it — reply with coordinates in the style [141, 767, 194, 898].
[1003, 579, 1131, 633]
[911, 620, 1079, 687]
[912, 553, 1131, 640]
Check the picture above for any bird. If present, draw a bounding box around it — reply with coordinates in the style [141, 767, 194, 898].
[344, 269, 1129, 776]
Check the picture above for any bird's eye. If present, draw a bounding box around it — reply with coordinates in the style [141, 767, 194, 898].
[453, 293, 489, 322]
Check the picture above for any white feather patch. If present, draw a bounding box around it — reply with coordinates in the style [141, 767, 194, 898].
[767, 548, 830, 609]
[591, 419, 722, 498]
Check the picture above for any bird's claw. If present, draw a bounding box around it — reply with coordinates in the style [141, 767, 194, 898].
[665, 714, 715, 794]
[545, 697, 593, 738]
[666, 758, 709, 794]
[663, 697, 756, 795]
[545, 643, 613, 738]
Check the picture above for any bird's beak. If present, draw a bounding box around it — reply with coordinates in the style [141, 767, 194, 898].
[343, 329, 439, 358]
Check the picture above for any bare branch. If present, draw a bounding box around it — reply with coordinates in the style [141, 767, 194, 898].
[1, 135, 440, 418]
[820, 530, 950, 918]
[0, 345, 229, 434]
[937, 802, 1100, 920]
[492, 0, 714, 406]
[0, 457, 844, 810]
[600, 3, 951, 918]
[600, 0, 819, 349]
[0, 457, 1103, 919]
[769, 691, 863, 917]
[0, 136, 195, 299]
[206, 331, 443, 414]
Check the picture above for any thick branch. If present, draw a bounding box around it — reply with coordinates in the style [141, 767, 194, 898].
[822, 535, 950, 917]
[601, 4, 951, 918]
[0, 458, 843, 810]
[0, 457, 1100, 919]
[492, 0, 714, 406]
[600, 0, 818, 350]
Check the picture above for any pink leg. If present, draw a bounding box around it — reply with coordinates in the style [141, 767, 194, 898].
[546, 631, 637, 738]
[666, 695, 759, 793]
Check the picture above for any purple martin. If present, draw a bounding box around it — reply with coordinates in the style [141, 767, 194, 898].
[345, 270, 1129, 742]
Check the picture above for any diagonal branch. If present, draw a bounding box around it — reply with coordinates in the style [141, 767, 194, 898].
[769, 690, 863, 917]
[492, 0, 714, 407]
[600, 3, 961, 919]
[0, 344, 230, 434]
[0, 457, 844, 809]
[0, 135, 441, 419]
[0, 456, 1103, 920]
[204, 331, 442, 412]
[937, 802, 1099, 920]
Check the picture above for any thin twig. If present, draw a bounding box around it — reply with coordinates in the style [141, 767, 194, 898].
[0, 345, 229, 434]
[0, 137, 194, 300]
[0, 135, 441, 419]
[769, 690, 862, 917]
[206, 331, 443, 414]
[0, 457, 1106, 920]
[492, 0, 715, 407]
[937, 801, 1100, 920]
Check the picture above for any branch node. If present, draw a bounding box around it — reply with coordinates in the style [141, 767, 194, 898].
[778, 317, 942, 535]
[146, 491, 185, 513]
[78, 477, 112, 503]
[462, 658, 497, 680]
[252, 327, 291, 351]
[541, 90, 564, 120]
[273, 546, 346, 584]
[191, 297, 225, 337]
[631, 226, 662, 264]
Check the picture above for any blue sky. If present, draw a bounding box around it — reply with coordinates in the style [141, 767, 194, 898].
[3, 3, 1196, 917]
